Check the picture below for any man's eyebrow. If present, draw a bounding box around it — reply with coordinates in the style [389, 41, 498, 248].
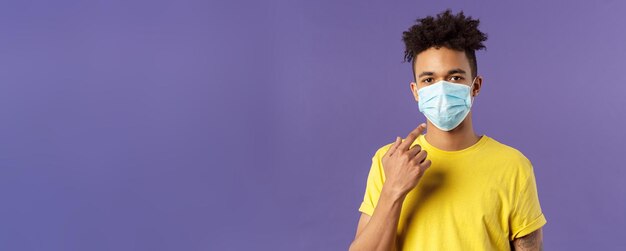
[417, 68, 467, 79]
[447, 68, 467, 75]
[417, 71, 434, 78]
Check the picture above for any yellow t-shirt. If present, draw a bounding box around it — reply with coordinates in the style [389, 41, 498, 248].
[358, 134, 547, 250]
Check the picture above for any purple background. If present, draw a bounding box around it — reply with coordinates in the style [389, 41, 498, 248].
[1, 0, 625, 250]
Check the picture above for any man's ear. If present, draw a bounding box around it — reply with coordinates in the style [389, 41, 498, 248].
[472, 76, 483, 97]
[410, 82, 419, 102]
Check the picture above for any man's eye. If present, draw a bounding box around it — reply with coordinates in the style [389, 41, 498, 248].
[423, 78, 433, 83]
[450, 76, 464, 81]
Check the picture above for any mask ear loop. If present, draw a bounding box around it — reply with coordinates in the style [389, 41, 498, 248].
[469, 76, 477, 106]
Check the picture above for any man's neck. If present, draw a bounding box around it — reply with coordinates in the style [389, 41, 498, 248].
[424, 115, 481, 151]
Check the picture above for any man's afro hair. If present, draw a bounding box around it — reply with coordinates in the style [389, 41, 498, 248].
[402, 9, 488, 77]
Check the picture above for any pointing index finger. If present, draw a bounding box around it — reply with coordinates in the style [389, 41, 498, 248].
[399, 123, 426, 151]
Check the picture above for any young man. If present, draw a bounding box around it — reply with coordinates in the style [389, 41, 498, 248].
[349, 10, 547, 251]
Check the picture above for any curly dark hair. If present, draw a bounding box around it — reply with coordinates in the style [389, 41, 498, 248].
[402, 9, 487, 81]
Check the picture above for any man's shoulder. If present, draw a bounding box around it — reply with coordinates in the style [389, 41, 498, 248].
[484, 135, 533, 170]
[485, 135, 527, 156]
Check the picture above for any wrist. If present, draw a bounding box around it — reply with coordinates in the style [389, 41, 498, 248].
[381, 185, 407, 203]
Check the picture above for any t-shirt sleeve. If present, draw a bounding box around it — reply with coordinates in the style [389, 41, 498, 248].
[358, 146, 387, 216]
[509, 156, 547, 240]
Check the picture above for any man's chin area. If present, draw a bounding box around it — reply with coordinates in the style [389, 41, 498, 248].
[426, 121, 468, 134]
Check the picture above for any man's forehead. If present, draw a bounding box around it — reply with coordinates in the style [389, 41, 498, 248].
[415, 66, 469, 73]
[413, 61, 471, 77]
[413, 47, 471, 72]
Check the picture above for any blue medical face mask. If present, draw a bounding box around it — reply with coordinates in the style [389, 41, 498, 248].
[416, 78, 476, 131]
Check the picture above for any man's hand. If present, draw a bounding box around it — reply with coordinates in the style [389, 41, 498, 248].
[381, 123, 431, 199]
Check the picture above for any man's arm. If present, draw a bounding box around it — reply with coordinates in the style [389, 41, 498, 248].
[349, 124, 430, 251]
[349, 187, 405, 251]
[511, 228, 543, 251]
